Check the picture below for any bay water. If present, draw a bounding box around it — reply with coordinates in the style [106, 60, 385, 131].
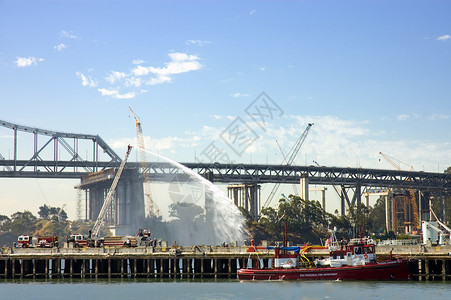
[1, 278, 449, 300]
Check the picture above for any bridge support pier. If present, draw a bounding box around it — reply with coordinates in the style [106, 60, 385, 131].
[227, 184, 261, 220]
[340, 184, 362, 216]
[78, 168, 145, 235]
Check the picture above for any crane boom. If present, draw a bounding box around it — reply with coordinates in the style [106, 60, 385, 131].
[92, 145, 132, 237]
[430, 208, 451, 235]
[263, 123, 314, 209]
[129, 107, 160, 217]
[379, 152, 420, 229]
[285, 123, 314, 165]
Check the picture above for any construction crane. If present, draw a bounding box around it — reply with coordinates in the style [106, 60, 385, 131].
[92, 145, 132, 237]
[426, 207, 451, 244]
[262, 123, 314, 209]
[129, 107, 160, 217]
[379, 152, 420, 230]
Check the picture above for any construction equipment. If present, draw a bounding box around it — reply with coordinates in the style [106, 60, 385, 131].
[379, 152, 420, 230]
[262, 123, 314, 209]
[129, 107, 160, 217]
[92, 145, 132, 237]
[67, 228, 152, 248]
[421, 206, 451, 245]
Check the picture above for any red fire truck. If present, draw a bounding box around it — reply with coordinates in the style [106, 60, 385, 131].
[17, 235, 58, 248]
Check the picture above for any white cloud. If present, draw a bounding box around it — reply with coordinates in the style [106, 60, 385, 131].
[106, 112, 451, 178]
[78, 52, 201, 99]
[395, 113, 447, 121]
[231, 92, 250, 98]
[429, 114, 449, 120]
[148, 53, 201, 76]
[15, 57, 44, 67]
[54, 43, 67, 51]
[106, 71, 127, 84]
[97, 88, 135, 99]
[147, 75, 171, 85]
[98, 88, 118, 96]
[114, 92, 135, 99]
[437, 34, 451, 41]
[396, 114, 410, 121]
[211, 115, 236, 120]
[76, 72, 98, 87]
[186, 40, 211, 46]
[60, 30, 77, 39]
[125, 77, 142, 88]
[132, 65, 151, 76]
[132, 59, 145, 65]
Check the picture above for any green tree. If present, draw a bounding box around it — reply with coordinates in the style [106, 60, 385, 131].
[347, 203, 371, 237]
[38, 204, 51, 219]
[38, 204, 68, 221]
[35, 219, 70, 238]
[0, 214, 10, 222]
[252, 195, 328, 245]
[367, 197, 387, 234]
[0, 215, 11, 231]
[169, 202, 205, 221]
[237, 207, 270, 243]
[3, 211, 38, 235]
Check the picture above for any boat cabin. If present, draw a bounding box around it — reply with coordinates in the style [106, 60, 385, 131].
[327, 238, 376, 267]
[271, 246, 301, 269]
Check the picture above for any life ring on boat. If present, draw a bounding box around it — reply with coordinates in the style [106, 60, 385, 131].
[363, 254, 368, 259]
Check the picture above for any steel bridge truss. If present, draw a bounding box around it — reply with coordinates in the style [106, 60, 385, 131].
[0, 120, 121, 177]
[1, 120, 449, 218]
[179, 163, 450, 191]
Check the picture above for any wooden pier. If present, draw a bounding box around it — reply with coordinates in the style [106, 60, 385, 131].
[1, 245, 450, 280]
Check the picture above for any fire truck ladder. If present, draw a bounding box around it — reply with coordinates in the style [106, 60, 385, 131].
[92, 145, 132, 237]
[129, 107, 160, 217]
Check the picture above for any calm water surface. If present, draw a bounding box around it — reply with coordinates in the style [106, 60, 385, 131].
[1, 279, 450, 300]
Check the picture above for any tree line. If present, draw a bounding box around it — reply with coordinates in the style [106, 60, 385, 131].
[0, 204, 93, 238]
[240, 194, 390, 245]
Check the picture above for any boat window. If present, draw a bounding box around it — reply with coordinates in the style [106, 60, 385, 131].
[354, 247, 362, 254]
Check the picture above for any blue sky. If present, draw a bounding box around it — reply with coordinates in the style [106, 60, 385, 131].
[1, 0, 450, 219]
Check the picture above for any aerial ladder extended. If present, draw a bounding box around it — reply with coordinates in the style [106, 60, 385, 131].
[422, 207, 451, 244]
[129, 107, 160, 217]
[262, 123, 314, 209]
[92, 145, 132, 237]
[379, 152, 420, 230]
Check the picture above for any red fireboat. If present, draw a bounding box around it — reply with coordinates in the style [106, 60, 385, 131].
[238, 227, 413, 281]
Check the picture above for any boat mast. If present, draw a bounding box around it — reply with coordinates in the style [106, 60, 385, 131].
[283, 218, 287, 254]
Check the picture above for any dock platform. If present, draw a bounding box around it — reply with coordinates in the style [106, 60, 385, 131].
[1, 245, 450, 280]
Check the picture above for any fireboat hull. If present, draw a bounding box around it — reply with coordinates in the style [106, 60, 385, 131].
[237, 259, 412, 281]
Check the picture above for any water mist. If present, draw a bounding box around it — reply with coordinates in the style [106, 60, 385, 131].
[140, 150, 248, 246]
